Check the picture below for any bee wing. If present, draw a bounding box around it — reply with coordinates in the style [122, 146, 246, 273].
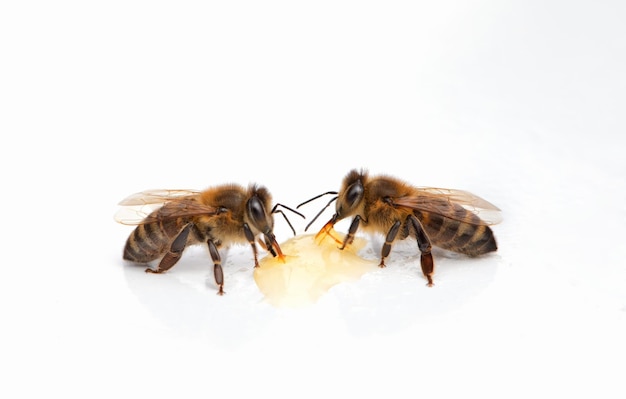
[114, 189, 217, 225]
[393, 187, 502, 226]
[117, 189, 201, 206]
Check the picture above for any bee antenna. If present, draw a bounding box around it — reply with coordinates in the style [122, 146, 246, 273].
[271, 203, 305, 236]
[296, 191, 339, 209]
[304, 196, 338, 231]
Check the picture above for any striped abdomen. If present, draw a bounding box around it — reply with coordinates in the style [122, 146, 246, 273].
[414, 209, 497, 256]
[123, 216, 190, 263]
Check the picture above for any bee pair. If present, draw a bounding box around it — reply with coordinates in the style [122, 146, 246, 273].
[116, 169, 501, 295]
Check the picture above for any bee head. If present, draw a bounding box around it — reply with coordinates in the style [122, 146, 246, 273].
[296, 169, 368, 233]
[245, 185, 286, 261]
[245, 185, 274, 235]
[335, 169, 366, 220]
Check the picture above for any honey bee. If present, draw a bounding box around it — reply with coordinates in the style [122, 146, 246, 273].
[297, 169, 501, 286]
[115, 184, 303, 295]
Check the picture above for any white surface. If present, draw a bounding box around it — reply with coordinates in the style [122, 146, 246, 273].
[2, 1, 625, 398]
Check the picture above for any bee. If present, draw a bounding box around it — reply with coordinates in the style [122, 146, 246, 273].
[115, 184, 303, 295]
[297, 169, 501, 286]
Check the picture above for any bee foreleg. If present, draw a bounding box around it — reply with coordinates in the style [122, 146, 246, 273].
[146, 223, 191, 274]
[207, 239, 225, 295]
[408, 215, 434, 287]
[379, 220, 401, 268]
[243, 223, 261, 267]
[340, 215, 361, 250]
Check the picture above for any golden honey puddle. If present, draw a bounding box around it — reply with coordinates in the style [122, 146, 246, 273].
[254, 232, 377, 308]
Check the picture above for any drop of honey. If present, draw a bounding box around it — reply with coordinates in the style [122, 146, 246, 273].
[254, 232, 378, 308]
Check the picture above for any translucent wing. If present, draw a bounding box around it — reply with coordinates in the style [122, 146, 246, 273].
[117, 189, 201, 206]
[115, 189, 217, 225]
[392, 187, 502, 225]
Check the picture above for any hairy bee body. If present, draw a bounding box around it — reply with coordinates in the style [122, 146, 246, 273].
[123, 185, 253, 262]
[298, 169, 501, 286]
[116, 184, 297, 295]
[348, 173, 497, 256]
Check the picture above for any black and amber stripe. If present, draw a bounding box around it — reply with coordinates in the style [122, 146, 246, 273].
[415, 208, 497, 256]
[123, 214, 188, 263]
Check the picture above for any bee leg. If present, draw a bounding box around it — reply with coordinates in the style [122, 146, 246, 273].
[207, 240, 225, 295]
[243, 223, 261, 267]
[147, 224, 191, 274]
[340, 215, 361, 250]
[408, 215, 434, 286]
[379, 220, 402, 268]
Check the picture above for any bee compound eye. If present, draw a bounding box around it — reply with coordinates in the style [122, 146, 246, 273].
[346, 182, 364, 206]
[247, 196, 268, 226]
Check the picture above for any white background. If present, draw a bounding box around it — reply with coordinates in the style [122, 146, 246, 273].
[2, 1, 625, 397]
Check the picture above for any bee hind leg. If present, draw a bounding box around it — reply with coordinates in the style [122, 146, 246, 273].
[146, 224, 191, 274]
[408, 215, 434, 287]
[207, 240, 225, 295]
